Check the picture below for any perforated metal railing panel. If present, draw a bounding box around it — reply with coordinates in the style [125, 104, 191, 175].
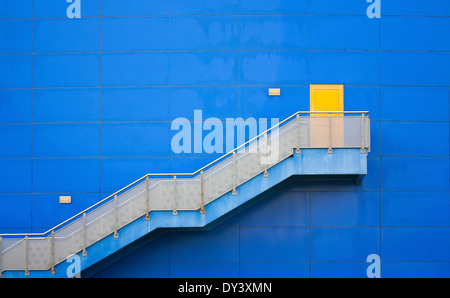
[0, 112, 370, 274]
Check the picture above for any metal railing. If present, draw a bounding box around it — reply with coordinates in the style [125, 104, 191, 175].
[0, 111, 370, 276]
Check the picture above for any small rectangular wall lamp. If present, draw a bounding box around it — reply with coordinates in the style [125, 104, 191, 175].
[269, 88, 281, 96]
[59, 196, 72, 204]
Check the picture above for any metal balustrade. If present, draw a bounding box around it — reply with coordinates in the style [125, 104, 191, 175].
[0, 111, 370, 276]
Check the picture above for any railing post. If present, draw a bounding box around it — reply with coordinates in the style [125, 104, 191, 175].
[130, 193, 134, 221]
[82, 212, 87, 256]
[0, 236, 3, 278]
[173, 176, 178, 216]
[113, 195, 119, 239]
[328, 113, 333, 154]
[25, 236, 29, 276]
[361, 113, 366, 154]
[263, 132, 269, 178]
[296, 114, 301, 154]
[145, 176, 150, 221]
[50, 230, 55, 274]
[200, 170, 205, 214]
[232, 152, 237, 195]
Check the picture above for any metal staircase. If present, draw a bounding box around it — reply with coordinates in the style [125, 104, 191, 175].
[0, 111, 370, 278]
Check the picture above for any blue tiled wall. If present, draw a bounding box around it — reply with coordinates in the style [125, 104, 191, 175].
[0, 0, 449, 278]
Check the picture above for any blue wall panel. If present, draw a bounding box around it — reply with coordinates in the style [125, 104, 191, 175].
[241, 263, 310, 278]
[310, 51, 379, 85]
[240, 191, 310, 227]
[101, 52, 169, 87]
[241, 51, 309, 85]
[0, 54, 32, 88]
[0, 89, 32, 124]
[101, 87, 169, 122]
[32, 158, 100, 193]
[311, 16, 379, 50]
[310, 0, 450, 17]
[0, 159, 31, 193]
[0, 194, 31, 230]
[101, 17, 169, 52]
[368, 120, 380, 156]
[283, 180, 309, 192]
[170, 262, 239, 278]
[383, 263, 450, 278]
[98, 262, 170, 278]
[344, 86, 379, 120]
[171, 51, 239, 86]
[1, 0, 449, 278]
[100, 0, 168, 17]
[311, 227, 380, 262]
[380, 87, 449, 121]
[119, 236, 169, 263]
[311, 263, 369, 278]
[382, 227, 450, 262]
[381, 157, 449, 191]
[381, 192, 450, 227]
[382, 0, 450, 16]
[381, 52, 450, 86]
[240, 227, 310, 262]
[311, 192, 380, 227]
[34, 0, 100, 18]
[380, 122, 449, 156]
[0, 0, 33, 19]
[381, 17, 450, 51]
[170, 227, 239, 262]
[170, 86, 239, 120]
[241, 0, 309, 14]
[0, 124, 32, 158]
[101, 122, 169, 157]
[241, 16, 309, 50]
[171, 0, 239, 15]
[33, 53, 100, 88]
[33, 18, 100, 53]
[171, 16, 239, 50]
[33, 123, 100, 157]
[310, 0, 368, 15]
[33, 88, 100, 123]
[0, 20, 32, 54]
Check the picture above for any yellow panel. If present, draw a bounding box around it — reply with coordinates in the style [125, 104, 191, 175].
[310, 85, 343, 116]
[268, 88, 281, 96]
[59, 196, 72, 204]
[309, 85, 344, 148]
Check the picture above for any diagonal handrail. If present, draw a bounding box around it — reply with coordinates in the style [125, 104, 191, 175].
[0, 110, 369, 238]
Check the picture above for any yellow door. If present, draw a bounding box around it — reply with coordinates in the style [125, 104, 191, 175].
[309, 85, 344, 148]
